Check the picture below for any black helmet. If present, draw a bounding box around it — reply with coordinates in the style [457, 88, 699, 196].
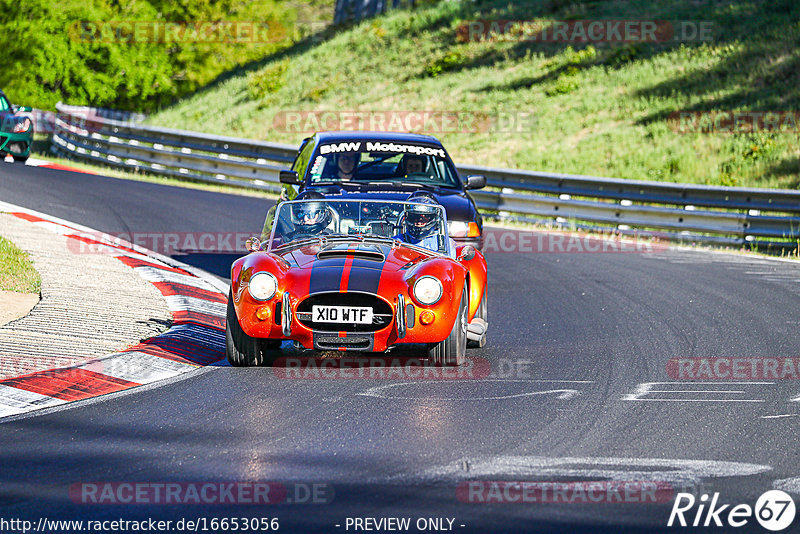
[404, 197, 440, 240]
[292, 197, 332, 234]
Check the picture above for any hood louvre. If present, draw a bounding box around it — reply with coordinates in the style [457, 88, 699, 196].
[316, 249, 385, 262]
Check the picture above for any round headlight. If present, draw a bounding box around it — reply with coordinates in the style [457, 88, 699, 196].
[12, 118, 31, 133]
[248, 272, 278, 301]
[413, 276, 443, 305]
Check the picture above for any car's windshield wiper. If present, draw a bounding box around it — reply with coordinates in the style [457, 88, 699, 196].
[311, 180, 344, 186]
[397, 181, 441, 189]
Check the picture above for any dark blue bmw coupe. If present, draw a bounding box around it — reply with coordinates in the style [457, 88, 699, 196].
[278, 131, 486, 249]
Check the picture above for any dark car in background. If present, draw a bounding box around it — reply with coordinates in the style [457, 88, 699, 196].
[278, 131, 487, 249]
[0, 90, 34, 163]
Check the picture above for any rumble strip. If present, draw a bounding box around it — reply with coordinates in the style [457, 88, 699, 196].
[0, 203, 227, 420]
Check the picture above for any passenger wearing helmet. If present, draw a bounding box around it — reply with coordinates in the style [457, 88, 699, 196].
[290, 199, 332, 239]
[395, 200, 448, 255]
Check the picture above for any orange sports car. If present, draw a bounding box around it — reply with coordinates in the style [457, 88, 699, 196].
[227, 197, 488, 366]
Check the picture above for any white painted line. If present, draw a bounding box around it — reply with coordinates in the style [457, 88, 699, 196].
[0, 385, 67, 418]
[774, 477, 800, 496]
[393, 456, 772, 487]
[164, 295, 226, 316]
[359, 381, 584, 401]
[78, 352, 197, 384]
[25, 157, 51, 167]
[134, 266, 219, 291]
[32, 220, 80, 236]
[115, 251, 160, 262]
[622, 382, 771, 402]
[761, 414, 800, 419]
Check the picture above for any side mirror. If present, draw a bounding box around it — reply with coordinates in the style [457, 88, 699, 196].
[279, 169, 301, 185]
[458, 245, 476, 261]
[245, 237, 262, 252]
[465, 175, 486, 190]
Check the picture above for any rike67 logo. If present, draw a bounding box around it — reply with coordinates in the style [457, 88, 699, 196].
[668, 490, 796, 531]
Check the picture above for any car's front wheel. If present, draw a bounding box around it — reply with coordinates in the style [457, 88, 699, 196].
[12, 154, 28, 163]
[226, 294, 278, 366]
[427, 285, 467, 366]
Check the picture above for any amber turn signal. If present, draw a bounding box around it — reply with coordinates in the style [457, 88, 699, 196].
[256, 306, 272, 321]
[419, 310, 435, 325]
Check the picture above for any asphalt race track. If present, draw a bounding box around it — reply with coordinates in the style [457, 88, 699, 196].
[1, 163, 800, 533]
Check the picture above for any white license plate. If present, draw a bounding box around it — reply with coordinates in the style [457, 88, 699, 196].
[312, 305, 373, 324]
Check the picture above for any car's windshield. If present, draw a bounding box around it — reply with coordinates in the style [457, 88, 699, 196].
[268, 199, 450, 255]
[0, 95, 9, 112]
[306, 141, 459, 188]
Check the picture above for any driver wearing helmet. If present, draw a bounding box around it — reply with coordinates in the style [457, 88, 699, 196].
[290, 196, 332, 239]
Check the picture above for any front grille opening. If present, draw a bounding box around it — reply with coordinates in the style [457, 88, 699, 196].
[315, 335, 372, 350]
[297, 292, 393, 332]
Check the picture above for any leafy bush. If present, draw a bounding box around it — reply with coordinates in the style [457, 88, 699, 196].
[247, 59, 291, 100]
[545, 75, 579, 96]
[425, 49, 468, 77]
[0, 0, 303, 111]
[604, 44, 643, 69]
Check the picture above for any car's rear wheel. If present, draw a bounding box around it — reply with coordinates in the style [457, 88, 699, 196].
[226, 294, 278, 366]
[467, 283, 488, 349]
[12, 154, 28, 163]
[428, 285, 467, 366]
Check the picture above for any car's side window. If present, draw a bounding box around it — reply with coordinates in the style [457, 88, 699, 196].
[292, 137, 315, 182]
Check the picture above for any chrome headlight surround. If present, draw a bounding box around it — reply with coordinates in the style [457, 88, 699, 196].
[413, 276, 443, 306]
[248, 272, 278, 301]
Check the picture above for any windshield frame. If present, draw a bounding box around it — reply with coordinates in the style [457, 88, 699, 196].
[267, 199, 452, 257]
[304, 141, 463, 190]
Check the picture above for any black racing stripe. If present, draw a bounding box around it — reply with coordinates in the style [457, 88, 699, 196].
[348, 258, 384, 294]
[309, 257, 347, 293]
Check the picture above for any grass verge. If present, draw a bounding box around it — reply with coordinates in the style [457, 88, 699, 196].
[147, 0, 800, 189]
[0, 236, 41, 293]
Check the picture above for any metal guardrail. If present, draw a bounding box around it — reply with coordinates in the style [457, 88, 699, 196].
[50, 103, 800, 248]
